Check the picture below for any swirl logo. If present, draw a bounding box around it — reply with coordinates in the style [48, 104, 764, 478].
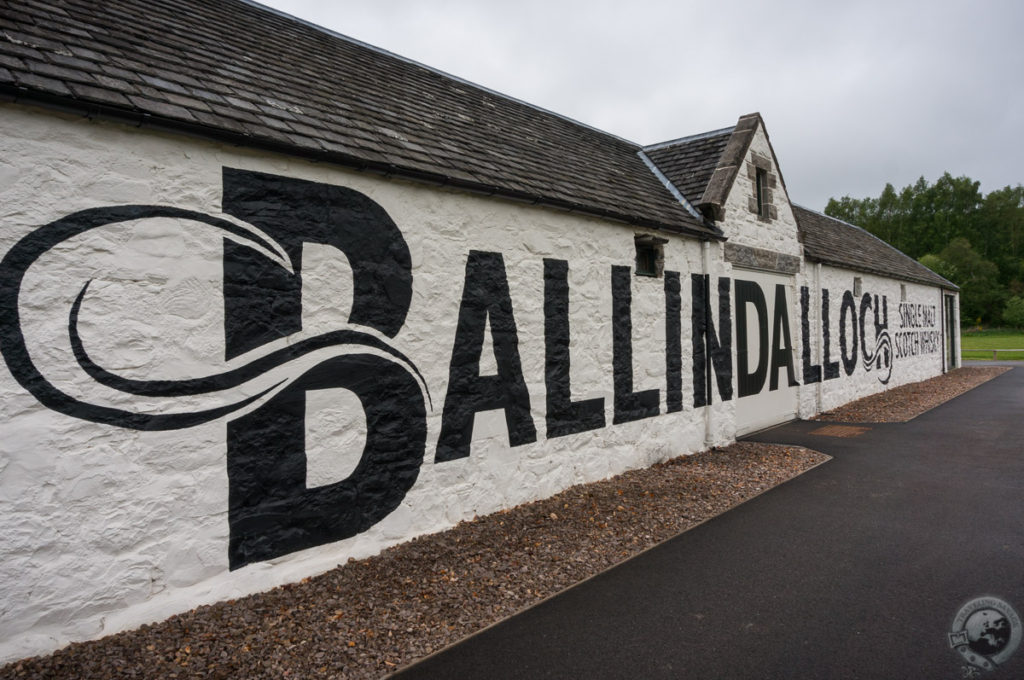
[862, 328, 893, 385]
[0, 168, 429, 569]
[858, 293, 892, 385]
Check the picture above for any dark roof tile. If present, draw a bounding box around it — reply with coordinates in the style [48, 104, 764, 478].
[13, 71, 72, 96]
[28, 59, 94, 83]
[125, 95, 196, 122]
[0, 53, 25, 70]
[0, 40, 46, 62]
[92, 73, 138, 93]
[44, 51, 99, 71]
[139, 73, 191, 95]
[66, 81, 132, 107]
[65, 45, 107, 62]
[2, 28, 68, 53]
[794, 205, 956, 290]
[643, 128, 733, 204]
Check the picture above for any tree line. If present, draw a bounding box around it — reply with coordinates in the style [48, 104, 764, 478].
[824, 173, 1024, 327]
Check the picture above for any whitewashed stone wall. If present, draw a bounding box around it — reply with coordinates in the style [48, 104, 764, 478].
[0, 104, 954, 662]
[720, 121, 801, 258]
[796, 266, 949, 417]
[0, 105, 722, 661]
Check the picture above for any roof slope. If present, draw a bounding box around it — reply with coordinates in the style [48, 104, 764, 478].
[794, 205, 957, 290]
[642, 127, 733, 205]
[0, 0, 717, 238]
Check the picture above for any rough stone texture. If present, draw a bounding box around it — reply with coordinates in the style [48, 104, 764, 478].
[717, 120, 801, 258]
[795, 266, 954, 418]
[0, 105, 953, 662]
[0, 441, 828, 680]
[723, 242, 801, 274]
[0, 105, 717, 662]
[697, 113, 760, 222]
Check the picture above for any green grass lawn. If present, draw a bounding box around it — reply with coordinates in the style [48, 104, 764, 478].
[961, 328, 1024, 360]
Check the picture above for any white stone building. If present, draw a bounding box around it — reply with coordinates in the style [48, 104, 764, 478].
[0, 0, 958, 661]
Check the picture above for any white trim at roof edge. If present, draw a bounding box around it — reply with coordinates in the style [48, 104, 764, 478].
[637, 150, 706, 222]
[242, 0, 638, 147]
[642, 126, 736, 152]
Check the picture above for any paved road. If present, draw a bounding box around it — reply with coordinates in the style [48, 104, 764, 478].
[394, 365, 1024, 679]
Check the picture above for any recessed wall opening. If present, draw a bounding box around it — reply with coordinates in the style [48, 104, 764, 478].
[634, 235, 667, 278]
[755, 167, 768, 218]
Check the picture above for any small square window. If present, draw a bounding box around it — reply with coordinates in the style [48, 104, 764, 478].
[634, 235, 666, 278]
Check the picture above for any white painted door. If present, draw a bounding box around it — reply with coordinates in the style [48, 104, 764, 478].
[734, 269, 799, 435]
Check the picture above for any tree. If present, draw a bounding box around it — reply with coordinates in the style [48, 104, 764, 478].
[927, 238, 1005, 323]
[918, 253, 957, 283]
[1004, 297, 1024, 329]
[828, 175, 1024, 326]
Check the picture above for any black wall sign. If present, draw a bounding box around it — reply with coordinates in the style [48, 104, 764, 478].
[544, 259, 606, 437]
[0, 166, 932, 571]
[220, 169, 427, 569]
[735, 279, 769, 398]
[800, 286, 822, 385]
[0, 169, 431, 570]
[691, 274, 733, 407]
[665, 271, 683, 413]
[435, 251, 537, 461]
[611, 265, 660, 424]
[769, 284, 799, 391]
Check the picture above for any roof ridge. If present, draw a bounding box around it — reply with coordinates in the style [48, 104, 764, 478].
[642, 125, 735, 152]
[242, 0, 641, 148]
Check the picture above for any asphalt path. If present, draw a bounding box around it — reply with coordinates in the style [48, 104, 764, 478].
[393, 364, 1024, 679]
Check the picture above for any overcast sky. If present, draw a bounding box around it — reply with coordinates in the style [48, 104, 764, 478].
[258, 0, 1022, 211]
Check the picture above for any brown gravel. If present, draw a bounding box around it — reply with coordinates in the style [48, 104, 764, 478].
[2, 442, 827, 680]
[814, 366, 1012, 423]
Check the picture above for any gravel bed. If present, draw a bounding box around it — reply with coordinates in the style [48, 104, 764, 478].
[3, 442, 827, 680]
[814, 366, 1012, 423]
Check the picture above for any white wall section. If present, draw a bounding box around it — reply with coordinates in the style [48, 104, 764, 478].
[0, 106, 953, 662]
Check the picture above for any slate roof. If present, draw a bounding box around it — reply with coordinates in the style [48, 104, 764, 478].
[794, 205, 958, 290]
[642, 113, 789, 224]
[642, 127, 734, 207]
[0, 0, 719, 239]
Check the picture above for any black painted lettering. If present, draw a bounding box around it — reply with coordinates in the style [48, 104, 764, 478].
[665, 271, 683, 413]
[859, 293, 873, 364]
[839, 290, 858, 376]
[436, 251, 537, 462]
[691, 274, 733, 407]
[821, 289, 840, 380]
[221, 168, 425, 569]
[769, 284, 799, 390]
[735, 279, 768, 398]
[544, 259, 606, 438]
[800, 286, 821, 385]
[612, 265, 660, 423]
